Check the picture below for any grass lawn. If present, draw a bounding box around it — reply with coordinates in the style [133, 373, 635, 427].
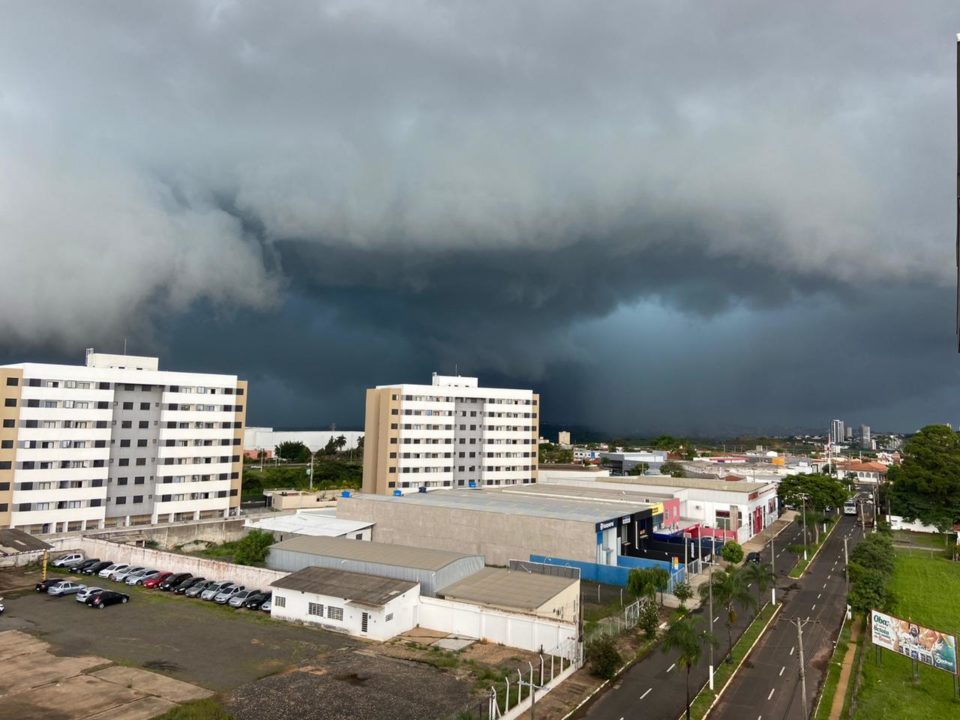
[154, 699, 233, 720]
[788, 519, 838, 578]
[813, 616, 855, 720]
[688, 602, 780, 719]
[851, 552, 960, 719]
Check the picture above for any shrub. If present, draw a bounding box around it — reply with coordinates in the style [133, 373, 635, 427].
[586, 636, 622, 679]
[233, 530, 275, 566]
[721, 541, 744, 564]
[638, 598, 660, 639]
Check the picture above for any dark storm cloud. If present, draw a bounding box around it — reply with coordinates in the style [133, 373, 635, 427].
[1, 1, 958, 432]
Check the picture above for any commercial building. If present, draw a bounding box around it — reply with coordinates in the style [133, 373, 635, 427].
[598, 450, 669, 475]
[266, 534, 484, 596]
[243, 427, 363, 455]
[437, 566, 579, 620]
[361, 374, 539, 494]
[835, 461, 887, 484]
[0, 351, 246, 533]
[244, 509, 373, 542]
[270, 566, 420, 641]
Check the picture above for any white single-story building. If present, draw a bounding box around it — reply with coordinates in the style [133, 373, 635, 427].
[437, 566, 580, 622]
[270, 566, 420, 641]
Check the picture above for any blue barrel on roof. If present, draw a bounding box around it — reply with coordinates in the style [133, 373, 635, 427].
[393, 489, 403, 496]
[468, 480, 477, 488]
[340, 490, 351, 498]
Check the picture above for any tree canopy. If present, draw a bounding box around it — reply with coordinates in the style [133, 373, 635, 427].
[660, 461, 685, 478]
[776, 473, 848, 511]
[275, 441, 311, 463]
[887, 425, 960, 529]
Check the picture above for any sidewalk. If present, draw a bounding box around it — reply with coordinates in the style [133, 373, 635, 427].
[743, 511, 797, 553]
[829, 618, 862, 719]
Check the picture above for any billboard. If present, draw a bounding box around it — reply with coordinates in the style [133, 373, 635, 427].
[871, 610, 959, 675]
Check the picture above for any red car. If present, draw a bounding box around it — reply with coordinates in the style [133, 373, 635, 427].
[142, 572, 172, 589]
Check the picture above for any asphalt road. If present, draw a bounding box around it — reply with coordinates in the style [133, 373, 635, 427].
[711, 515, 865, 720]
[577, 518, 814, 720]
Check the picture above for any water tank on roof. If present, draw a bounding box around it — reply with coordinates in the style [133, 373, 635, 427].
[393, 489, 403, 496]
[468, 480, 477, 488]
[340, 490, 351, 498]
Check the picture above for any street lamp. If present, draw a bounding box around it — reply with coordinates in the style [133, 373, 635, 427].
[800, 494, 809, 561]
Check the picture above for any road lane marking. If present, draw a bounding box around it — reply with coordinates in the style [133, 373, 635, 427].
[767, 688, 775, 700]
[779, 666, 785, 677]
[790, 646, 795, 655]
[806, 616, 811, 622]
[715, 616, 720, 623]
[640, 688, 652, 700]
[812, 604, 816, 610]
[817, 593, 822, 600]
[667, 663, 676, 673]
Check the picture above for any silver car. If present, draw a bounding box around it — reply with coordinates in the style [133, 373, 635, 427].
[260, 598, 272, 613]
[215, 584, 245, 604]
[228, 588, 260, 608]
[48, 581, 86, 597]
[76, 586, 103, 603]
[52, 553, 84, 568]
[112, 566, 144, 583]
[99, 563, 128, 578]
[200, 582, 232, 601]
[126, 569, 159, 586]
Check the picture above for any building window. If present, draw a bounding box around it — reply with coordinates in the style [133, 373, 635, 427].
[274, 595, 286, 608]
[308, 602, 324, 616]
[140, 402, 150, 411]
[385, 613, 393, 622]
[1, 440, 12, 449]
[133, 495, 143, 503]
[2, 420, 13, 428]
[118, 477, 128, 485]
[135, 476, 145, 485]
[137, 439, 147, 447]
[327, 606, 343, 621]
[120, 439, 131, 448]
[5, 377, 18, 386]
[115, 497, 127, 505]
[121, 421, 132, 429]
[135, 457, 146, 466]
[118, 458, 129, 467]
[138, 421, 149, 429]
[3, 399, 15, 407]
[0, 461, 11, 470]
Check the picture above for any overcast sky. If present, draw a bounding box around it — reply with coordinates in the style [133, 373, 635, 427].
[2, 1, 959, 436]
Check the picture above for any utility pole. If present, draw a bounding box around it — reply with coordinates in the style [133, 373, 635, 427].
[770, 535, 777, 604]
[708, 562, 715, 690]
[796, 617, 808, 719]
[309, 452, 314, 491]
[802, 495, 809, 561]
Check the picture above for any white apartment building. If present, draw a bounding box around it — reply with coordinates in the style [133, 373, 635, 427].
[0, 350, 247, 533]
[361, 374, 539, 494]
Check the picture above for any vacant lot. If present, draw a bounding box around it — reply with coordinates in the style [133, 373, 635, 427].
[852, 551, 960, 720]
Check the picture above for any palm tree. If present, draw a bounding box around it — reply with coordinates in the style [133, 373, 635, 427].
[661, 615, 718, 720]
[699, 566, 756, 660]
[744, 561, 777, 614]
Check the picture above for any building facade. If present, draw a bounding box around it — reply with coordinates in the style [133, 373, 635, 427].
[362, 374, 539, 494]
[830, 419, 845, 446]
[0, 351, 246, 533]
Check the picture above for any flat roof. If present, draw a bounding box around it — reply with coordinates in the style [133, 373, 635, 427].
[245, 513, 372, 538]
[271, 567, 417, 606]
[347, 489, 654, 524]
[597, 476, 778, 494]
[438, 567, 576, 611]
[269, 535, 479, 571]
[500, 484, 675, 505]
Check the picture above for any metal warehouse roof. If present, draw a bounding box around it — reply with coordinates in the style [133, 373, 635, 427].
[348, 489, 653, 523]
[245, 511, 372, 538]
[438, 567, 577, 612]
[501, 484, 675, 505]
[271, 567, 417, 607]
[0, 528, 51, 554]
[269, 535, 478, 571]
[598, 476, 777, 494]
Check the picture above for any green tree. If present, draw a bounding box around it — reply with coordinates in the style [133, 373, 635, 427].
[586, 636, 622, 679]
[849, 533, 895, 576]
[538, 444, 574, 464]
[660, 461, 685, 478]
[638, 598, 660, 639]
[661, 615, 718, 720]
[777, 473, 848, 512]
[721, 541, 744, 564]
[275, 441, 311, 463]
[652, 435, 681, 451]
[650, 566, 670, 605]
[335, 434, 347, 453]
[888, 425, 960, 528]
[628, 462, 650, 476]
[233, 530, 275, 566]
[699, 566, 756, 657]
[848, 567, 892, 613]
[627, 568, 657, 600]
[743, 561, 776, 613]
[673, 580, 693, 610]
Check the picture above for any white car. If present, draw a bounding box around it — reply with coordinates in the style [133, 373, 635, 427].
[112, 566, 144, 583]
[48, 581, 86, 597]
[51, 553, 84, 568]
[126, 569, 160, 586]
[99, 563, 128, 579]
[76, 587, 104, 603]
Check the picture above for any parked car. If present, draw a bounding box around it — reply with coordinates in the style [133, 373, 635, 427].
[159, 573, 192, 591]
[126, 569, 160, 586]
[73, 559, 101, 574]
[48, 581, 86, 597]
[215, 584, 246, 604]
[746, 552, 762, 564]
[142, 572, 172, 589]
[228, 588, 260, 608]
[243, 591, 270, 610]
[83, 561, 113, 576]
[76, 587, 104, 603]
[86, 590, 129, 609]
[99, 563, 128, 579]
[111, 566, 144, 583]
[51, 553, 84, 568]
[260, 598, 272, 613]
[35, 578, 60, 593]
[176, 577, 206, 595]
[185, 580, 214, 598]
[0, 597, 4, 615]
[201, 582, 233, 601]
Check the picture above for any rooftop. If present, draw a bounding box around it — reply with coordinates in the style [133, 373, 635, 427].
[597, 476, 778, 495]
[0, 528, 51, 555]
[345, 488, 654, 523]
[269, 535, 480, 571]
[437, 567, 577, 612]
[500, 483, 675, 506]
[271, 566, 417, 607]
[245, 511, 372, 538]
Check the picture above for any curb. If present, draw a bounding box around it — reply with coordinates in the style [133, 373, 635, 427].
[789, 519, 841, 579]
[681, 601, 784, 720]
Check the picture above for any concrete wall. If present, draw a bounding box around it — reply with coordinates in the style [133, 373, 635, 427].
[272, 585, 419, 642]
[417, 596, 578, 656]
[338, 496, 597, 566]
[47, 536, 287, 590]
[88, 517, 250, 549]
[271, 493, 339, 510]
[0, 549, 45, 568]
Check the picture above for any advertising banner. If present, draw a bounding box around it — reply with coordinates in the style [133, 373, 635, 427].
[871, 610, 958, 675]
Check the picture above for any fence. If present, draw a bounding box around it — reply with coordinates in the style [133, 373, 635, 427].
[530, 555, 684, 588]
[0, 549, 46, 569]
[584, 599, 642, 644]
[487, 637, 583, 719]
